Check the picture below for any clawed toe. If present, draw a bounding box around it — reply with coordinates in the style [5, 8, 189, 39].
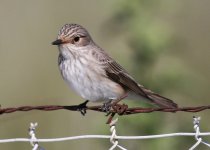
[101, 102, 111, 113]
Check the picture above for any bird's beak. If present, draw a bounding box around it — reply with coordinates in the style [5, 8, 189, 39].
[52, 39, 63, 45]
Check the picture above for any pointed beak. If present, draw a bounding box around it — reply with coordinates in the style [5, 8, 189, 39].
[52, 39, 63, 45]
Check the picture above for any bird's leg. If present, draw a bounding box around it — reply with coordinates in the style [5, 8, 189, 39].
[64, 100, 89, 116]
[112, 93, 128, 106]
[111, 93, 129, 115]
[101, 93, 128, 115]
[103, 94, 129, 123]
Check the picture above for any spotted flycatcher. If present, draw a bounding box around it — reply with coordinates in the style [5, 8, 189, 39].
[52, 24, 178, 109]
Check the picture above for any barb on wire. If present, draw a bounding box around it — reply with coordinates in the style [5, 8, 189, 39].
[189, 117, 210, 150]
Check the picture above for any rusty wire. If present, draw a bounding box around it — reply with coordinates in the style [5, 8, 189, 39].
[1, 104, 210, 124]
[0, 104, 210, 115]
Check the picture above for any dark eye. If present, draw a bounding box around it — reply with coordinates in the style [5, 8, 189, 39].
[73, 36, 80, 43]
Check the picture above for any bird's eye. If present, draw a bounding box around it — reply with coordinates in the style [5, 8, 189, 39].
[73, 36, 80, 43]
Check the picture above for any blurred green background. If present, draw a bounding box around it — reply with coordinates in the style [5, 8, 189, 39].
[0, 0, 210, 149]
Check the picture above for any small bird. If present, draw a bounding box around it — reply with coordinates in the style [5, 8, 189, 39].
[52, 23, 178, 111]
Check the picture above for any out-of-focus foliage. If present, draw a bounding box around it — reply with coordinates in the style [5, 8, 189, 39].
[106, 0, 184, 93]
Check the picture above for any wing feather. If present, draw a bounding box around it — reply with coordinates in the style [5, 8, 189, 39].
[105, 60, 147, 97]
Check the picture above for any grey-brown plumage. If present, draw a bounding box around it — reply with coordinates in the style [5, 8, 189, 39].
[52, 23, 178, 108]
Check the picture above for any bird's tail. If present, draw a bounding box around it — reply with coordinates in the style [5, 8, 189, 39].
[147, 93, 178, 108]
[141, 87, 178, 108]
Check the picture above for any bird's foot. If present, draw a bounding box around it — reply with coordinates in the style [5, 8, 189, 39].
[104, 103, 128, 124]
[64, 100, 89, 116]
[101, 101, 112, 114]
[101, 101, 128, 116]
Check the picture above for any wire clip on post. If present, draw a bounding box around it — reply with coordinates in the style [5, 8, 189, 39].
[109, 118, 127, 150]
[29, 123, 44, 150]
[189, 116, 210, 150]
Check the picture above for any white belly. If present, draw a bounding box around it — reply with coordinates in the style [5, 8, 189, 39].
[59, 58, 125, 102]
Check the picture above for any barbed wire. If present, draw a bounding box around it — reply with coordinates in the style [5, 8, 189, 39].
[1, 104, 210, 115]
[0, 117, 210, 150]
[1, 104, 210, 123]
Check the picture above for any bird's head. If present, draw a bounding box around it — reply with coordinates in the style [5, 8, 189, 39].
[52, 24, 92, 48]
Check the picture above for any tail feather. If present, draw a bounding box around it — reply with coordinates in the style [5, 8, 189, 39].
[147, 93, 178, 108]
[141, 87, 178, 108]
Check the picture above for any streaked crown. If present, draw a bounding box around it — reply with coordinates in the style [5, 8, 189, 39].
[52, 24, 92, 47]
[58, 24, 89, 38]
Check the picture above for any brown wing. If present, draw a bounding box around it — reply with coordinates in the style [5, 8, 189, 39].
[104, 59, 178, 108]
[105, 59, 147, 97]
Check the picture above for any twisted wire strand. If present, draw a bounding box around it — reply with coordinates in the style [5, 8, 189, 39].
[0, 104, 210, 115]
